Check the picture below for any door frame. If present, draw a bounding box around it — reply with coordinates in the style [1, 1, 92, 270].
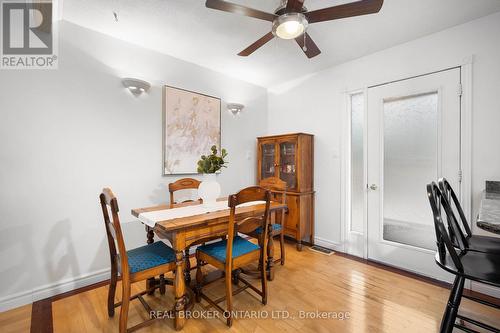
[340, 57, 473, 260]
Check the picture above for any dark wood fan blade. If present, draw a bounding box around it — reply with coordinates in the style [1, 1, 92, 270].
[238, 32, 275, 56]
[306, 0, 383, 24]
[286, 0, 305, 12]
[295, 33, 321, 58]
[205, 0, 276, 22]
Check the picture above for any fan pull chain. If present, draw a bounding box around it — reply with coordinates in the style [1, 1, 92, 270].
[303, 33, 307, 52]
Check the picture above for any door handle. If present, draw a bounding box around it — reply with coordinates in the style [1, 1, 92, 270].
[369, 184, 378, 191]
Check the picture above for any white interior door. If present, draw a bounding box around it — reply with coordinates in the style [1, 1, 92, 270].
[367, 68, 461, 281]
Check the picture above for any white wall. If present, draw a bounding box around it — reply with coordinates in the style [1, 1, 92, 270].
[2, 11, 500, 312]
[0, 21, 268, 311]
[268, 12, 500, 251]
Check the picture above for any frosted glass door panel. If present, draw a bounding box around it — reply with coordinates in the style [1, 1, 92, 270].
[367, 67, 461, 281]
[383, 92, 438, 250]
[351, 93, 364, 234]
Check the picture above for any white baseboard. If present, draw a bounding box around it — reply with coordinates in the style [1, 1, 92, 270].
[0, 268, 110, 313]
[313, 236, 343, 252]
[0, 289, 34, 313]
[471, 281, 500, 299]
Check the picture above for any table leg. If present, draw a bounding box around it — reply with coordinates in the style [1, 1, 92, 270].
[146, 226, 156, 295]
[184, 247, 191, 285]
[146, 226, 155, 244]
[174, 250, 186, 330]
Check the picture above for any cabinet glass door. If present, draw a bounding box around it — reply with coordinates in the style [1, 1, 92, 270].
[261, 143, 277, 179]
[279, 141, 297, 190]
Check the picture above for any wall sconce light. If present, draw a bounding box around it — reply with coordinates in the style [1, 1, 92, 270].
[227, 103, 244, 116]
[122, 78, 151, 95]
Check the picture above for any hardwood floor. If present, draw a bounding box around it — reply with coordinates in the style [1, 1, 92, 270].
[0, 304, 31, 333]
[0, 242, 498, 332]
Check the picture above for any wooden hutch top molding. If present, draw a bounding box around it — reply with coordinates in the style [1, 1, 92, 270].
[257, 133, 314, 139]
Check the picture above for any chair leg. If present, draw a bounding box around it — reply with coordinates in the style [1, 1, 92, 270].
[257, 235, 264, 271]
[119, 281, 131, 333]
[232, 268, 240, 286]
[280, 231, 285, 266]
[267, 234, 275, 281]
[195, 257, 203, 303]
[225, 268, 233, 327]
[159, 274, 166, 295]
[440, 275, 465, 333]
[260, 255, 268, 305]
[107, 264, 118, 317]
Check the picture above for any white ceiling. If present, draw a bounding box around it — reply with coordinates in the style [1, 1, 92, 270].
[62, 0, 500, 87]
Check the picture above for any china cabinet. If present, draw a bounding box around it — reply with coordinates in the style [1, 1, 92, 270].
[257, 133, 314, 250]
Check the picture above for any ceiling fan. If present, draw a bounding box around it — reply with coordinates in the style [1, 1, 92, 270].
[205, 0, 384, 58]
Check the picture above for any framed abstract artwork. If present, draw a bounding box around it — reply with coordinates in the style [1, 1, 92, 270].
[162, 86, 221, 175]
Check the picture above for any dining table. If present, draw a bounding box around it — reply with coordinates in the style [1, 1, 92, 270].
[131, 197, 286, 330]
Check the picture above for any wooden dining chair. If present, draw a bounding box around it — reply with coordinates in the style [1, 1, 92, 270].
[195, 186, 271, 327]
[168, 177, 202, 283]
[168, 178, 201, 208]
[258, 177, 287, 274]
[100, 188, 177, 333]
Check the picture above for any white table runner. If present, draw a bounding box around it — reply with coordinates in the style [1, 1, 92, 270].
[138, 200, 266, 228]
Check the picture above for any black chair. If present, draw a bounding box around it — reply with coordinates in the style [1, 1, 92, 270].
[427, 182, 500, 333]
[438, 178, 500, 254]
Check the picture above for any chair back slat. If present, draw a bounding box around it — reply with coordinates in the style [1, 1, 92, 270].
[426, 182, 464, 271]
[227, 186, 271, 270]
[259, 177, 287, 193]
[438, 178, 472, 240]
[99, 188, 130, 278]
[259, 177, 287, 227]
[230, 186, 270, 206]
[436, 179, 469, 250]
[168, 178, 201, 207]
[236, 217, 263, 234]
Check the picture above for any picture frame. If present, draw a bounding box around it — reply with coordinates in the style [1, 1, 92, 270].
[162, 85, 221, 175]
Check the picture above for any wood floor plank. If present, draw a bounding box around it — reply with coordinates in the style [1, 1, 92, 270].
[0, 304, 31, 333]
[1, 242, 499, 332]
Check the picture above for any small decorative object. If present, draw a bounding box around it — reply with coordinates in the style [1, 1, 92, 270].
[227, 103, 244, 116]
[122, 78, 151, 95]
[163, 86, 221, 175]
[197, 146, 228, 207]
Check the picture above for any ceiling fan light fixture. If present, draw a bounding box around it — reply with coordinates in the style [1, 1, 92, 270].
[272, 13, 308, 40]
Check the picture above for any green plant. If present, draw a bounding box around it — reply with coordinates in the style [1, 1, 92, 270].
[197, 145, 228, 173]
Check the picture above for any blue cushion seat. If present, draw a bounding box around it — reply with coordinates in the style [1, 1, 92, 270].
[127, 241, 176, 273]
[197, 236, 260, 263]
[255, 223, 283, 235]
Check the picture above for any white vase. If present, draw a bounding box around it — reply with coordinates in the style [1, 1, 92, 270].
[198, 173, 221, 208]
